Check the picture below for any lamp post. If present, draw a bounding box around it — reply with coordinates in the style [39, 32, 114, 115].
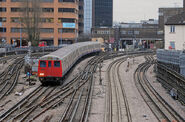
[20, 22, 22, 48]
[57, 23, 62, 46]
[0, 21, 5, 43]
[19, 21, 24, 48]
[60, 27, 62, 46]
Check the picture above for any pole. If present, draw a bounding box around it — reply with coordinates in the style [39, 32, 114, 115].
[2, 22, 4, 42]
[99, 63, 102, 85]
[20, 22, 22, 48]
[61, 27, 62, 46]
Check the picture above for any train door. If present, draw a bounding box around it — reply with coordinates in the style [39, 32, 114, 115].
[47, 61, 52, 77]
[38, 60, 47, 77]
[53, 60, 62, 77]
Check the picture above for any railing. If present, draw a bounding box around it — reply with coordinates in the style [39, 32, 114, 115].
[0, 46, 62, 56]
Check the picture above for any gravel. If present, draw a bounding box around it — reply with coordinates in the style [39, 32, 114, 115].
[147, 65, 185, 120]
[1, 55, 184, 122]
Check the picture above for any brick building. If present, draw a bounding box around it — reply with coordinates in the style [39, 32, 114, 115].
[92, 21, 163, 49]
[0, 0, 79, 46]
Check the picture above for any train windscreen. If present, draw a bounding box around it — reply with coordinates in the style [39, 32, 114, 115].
[40, 61, 46, 67]
[54, 61, 60, 67]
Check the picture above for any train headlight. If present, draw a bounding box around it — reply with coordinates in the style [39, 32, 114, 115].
[39, 73, 45, 76]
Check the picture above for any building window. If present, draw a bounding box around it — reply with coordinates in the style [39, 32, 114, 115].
[79, 6, 83, 10]
[170, 41, 175, 49]
[134, 31, 139, 35]
[40, 0, 53, 2]
[0, 8, 6, 12]
[11, 28, 25, 33]
[0, 17, 6, 22]
[40, 18, 54, 23]
[157, 31, 163, 35]
[128, 31, 133, 35]
[58, 0, 75, 2]
[40, 28, 54, 33]
[11, 8, 24, 12]
[58, 18, 76, 23]
[11, 17, 21, 23]
[78, 23, 83, 27]
[121, 30, 126, 35]
[58, 8, 76, 13]
[79, 14, 83, 18]
[0, 27, 6, 32]
[170, 25, 175, 33]
[11, 0, 23, 2]
[58, 28, 75, 33]
[42, 8, 54, 12]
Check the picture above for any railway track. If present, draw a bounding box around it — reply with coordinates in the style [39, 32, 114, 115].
[0, 53, 50, 101]
[0, 51, 155, 121]
[58, 55, 103, 122]
[0, 57, 24, 100]
[134, 55, 185, 122]
[0, 55, 103, 122]
[104, 52, 156, 122]
[105, 56, 132, 122]
[157, 62, 185, 105]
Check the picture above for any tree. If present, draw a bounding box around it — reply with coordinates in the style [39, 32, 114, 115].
[78, 33, 92, 42]
[21, 0, 41, 46]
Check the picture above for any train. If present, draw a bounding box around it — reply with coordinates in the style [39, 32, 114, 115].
[38, 41, 101, 84]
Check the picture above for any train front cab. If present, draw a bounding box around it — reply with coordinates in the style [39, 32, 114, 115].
[38, 60, 62, 83]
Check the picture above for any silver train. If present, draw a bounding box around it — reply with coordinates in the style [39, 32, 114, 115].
[38, 41, 101, 83]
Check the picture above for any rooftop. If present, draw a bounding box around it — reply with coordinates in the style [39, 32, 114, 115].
[165, 12, 185, 25]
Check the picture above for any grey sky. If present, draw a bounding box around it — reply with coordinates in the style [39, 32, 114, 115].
[114, 0, 183, 22]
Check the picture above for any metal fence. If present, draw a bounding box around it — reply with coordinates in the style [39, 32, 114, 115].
[157, 49, 185, 76]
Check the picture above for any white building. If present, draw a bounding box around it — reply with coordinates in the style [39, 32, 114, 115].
[165, 13, 185, 50]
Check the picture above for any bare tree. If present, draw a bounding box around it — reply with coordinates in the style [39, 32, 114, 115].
[78, 33, 92, 42]
[21, 0, 41, 46]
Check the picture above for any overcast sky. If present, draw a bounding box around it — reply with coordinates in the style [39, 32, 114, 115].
[114, 0, 183, 23]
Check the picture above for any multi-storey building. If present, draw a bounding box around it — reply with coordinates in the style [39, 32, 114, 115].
[93, 0, 113, 27]
[92, 21, 163, 49]
[0, 0, 79, 46]
[78, 0, 84, 35]
[84, 0, 92, 34]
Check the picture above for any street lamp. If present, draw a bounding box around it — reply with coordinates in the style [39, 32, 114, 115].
[60, 27, 62, 46]
[19, 21, 24, 48]
[20, 22, 22, 48]
[2, 38, 7, 57]
[57, 23, 62, 47]
[0, 20, 5, 43]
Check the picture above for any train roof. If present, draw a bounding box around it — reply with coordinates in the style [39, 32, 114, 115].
[40, 41, 100, 60]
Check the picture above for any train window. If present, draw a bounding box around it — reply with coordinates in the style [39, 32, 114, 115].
[48, 61, 52, 67]
[54, 61, 60, 67]
[40, 61, 46, 67]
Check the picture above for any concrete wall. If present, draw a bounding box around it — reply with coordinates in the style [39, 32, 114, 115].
[165, 25, 185, 50]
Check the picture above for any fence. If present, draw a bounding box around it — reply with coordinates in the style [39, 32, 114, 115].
[157, 49, 185, 76]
